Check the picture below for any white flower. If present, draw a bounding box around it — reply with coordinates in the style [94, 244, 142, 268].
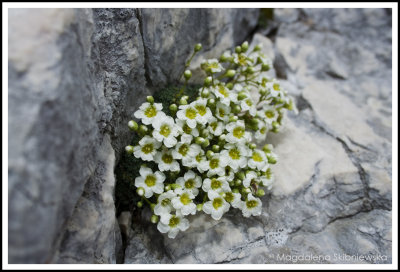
[242, 170, 258, 188]
[134, 166, 165, 198]
[200, 153, 228, 177]
[202, 176, 230, 194]
[225, 120, 251, 144]
[259, 167, 274, 190]
[202, 58, 224, 74]
[133, 135, 161, 161]
[172, 142, 200, 166]
[233, 53, 252, 66]
[192, 99, 212, 125]
[176, 105, 198, 128]
[255, 120, 268, 143]
[220, 143, 249, 171]
[176, 119, 199, 144]
[202, 191, 230, 220]
[223, 190, 243, 209]
[134, 102, 165, 125]
[215, 102, 231, 122]
[185, 148, 207, 171]
[157, 213, 190, 239]
[248, 149, 269, 171]
[240, 98, 257, 116]
[207, 116, 224, 136]
[152, 115, 179, 148]
[211, 84, 237, 106]
[241, 194, 262, 217]
[154, 190, 176, 222]
[176, 170, 202, 196]
[260, 104, 278, 126]
[266, 80, 283, 98]
[155, 148, 180, 172]
[171, 188, 197, 216]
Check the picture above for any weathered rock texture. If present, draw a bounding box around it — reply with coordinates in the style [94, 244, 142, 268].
[8, 8, 259, 263]
[123, 8, 392, 264]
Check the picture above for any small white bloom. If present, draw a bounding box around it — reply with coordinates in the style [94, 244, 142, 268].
[259, 167, 274, 190]
[241, 194, 262, 217]
[248, 149, 269, 172]
[260, 104, 279, 126]
[233, 53, 253, 66]
[154, 190, 176, 223]
[176, 105, 198, 128]
[172, 142, 200, 166]
[255, 120, 268, 143]
[215, 102, 231, 122]
[202, 191, 230, 220]
[211, 84, 238, 106]
[265, 80, 283, 98]
[202, 176, 230, 194]
[240, 98, 257, 116]
[134, 102, 165, 125]
[225, 120, 251, 144]
[200, 153, 228, 177]
[242, 170, 258, 188]
[133, 135, 161, 161]
[176, 170, 202, 196]
[157, 213, 190, 239]
[134, 166, 165, 198]
[171, 188, 197, 216]
[176, 119, 199, 144]
[155, 148, 180, 172]
[207, 116, 224, 136]
[220, 143, 250, 171]
[202, 58, 224, 74]
[152, 115, 179, 148]
[192, 99, 212, 125]
[223, 190, 243, 209]
[185, 148, 207, 171]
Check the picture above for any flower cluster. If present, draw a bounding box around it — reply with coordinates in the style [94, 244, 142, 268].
[126, 42, 293, 238]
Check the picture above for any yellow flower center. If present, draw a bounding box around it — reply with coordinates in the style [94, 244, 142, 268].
[265, 110, 274, 118]
[252, 152, 263, 162]
[218, 108, 225, 118]
[210, 178, 222, 190]
[233, 126, 245, 139]
[265, 168, 272, 179]
[246, 200, 259, 209]
[185, 179, 195, 189]
[273, 83, 280, 91]
[238, 54, 247, 66]
[224, 192, 234, 203]
[178, 144, 189, 156]
[212, 198, 223, 209]
[168, 216, 180, 228]
[246, 99, 253, 106]
[161, 198, 170, 207]
[195, 104, 207, 116]
[196, 153, 203, 163]
[260, 127, 266, 134]
[162, 153, 173, 164]
[183, 123, 192, 134]
[142, 143, 154, 154]
[180, 193, 191, 205]
[210, 122, 218, 131]
[145, 175, 156, 187]
[160, 124, 171, 137]
[185, 107, 197, 119]
[144, 105, 157, 118]
[218, 86, 229, 98]
[209, 158, 220, 169]
[229, 148, 241, 160]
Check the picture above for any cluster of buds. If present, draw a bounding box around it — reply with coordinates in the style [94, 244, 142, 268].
[126, 41, 293, 238]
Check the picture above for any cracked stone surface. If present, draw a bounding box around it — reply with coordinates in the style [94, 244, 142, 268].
[8, 8, 259, 263]
[123, 8, 392, 264]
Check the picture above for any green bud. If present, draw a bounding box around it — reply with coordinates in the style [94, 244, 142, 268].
[139, 125, 148, 134]
[238, 91, 247, 100]
[226, 82, 234, 90]
[146, 96, 154, 104]
[128, 120, 139, 131]
[201, 139, 210, 148]
[256, 189, 265, 197]
[136, 201, 143, 208]
[196, 203, 203, 211]
[235, 179, 242, 186]
[267, 155, 277, 164]
[171, 183, 181, 190]
[218, 134, 226, 142]
[237, 171, 245, 180]
[259, 88, 267, 96]
[184, 70, 192, 80]
[225, 69, 236, 78]
[206, 150, 214, 159]
[195, 137, 205, 145]
[182, 95, 189, 101]
[136, 187, 145, 196]
[164, 185, 171, 191]
[229, 115, 238, 122]
[254, 44, 262, 52]
[204, 76, 213, 86]
[194, 43, 202, 52]
[242, 187, 251, 194]
[125, 145, 134, 154]
[271, 127, 279, 133]
[246, 66, 255, 74]
[212, 145, 220, 153]
[150, 203, 156, 211]
[229, 180, 235, 187]
[250, 118, 259, 127]
[169, 103, 178, 113]
[201, 88, 210, 98]
[208, 98, 216, 107]
[220, 53, 229, 62]
[232, 188, 240, 194]
[179, 97, 188, 105]
[249, 143, 257, 150]
[261, 63, 270, 71]
[151, 214, 159, 223]
[241, 41, 249, 52]
[232, 104, 241, 114]
[235, 46, 242, 53]
[201, 129, 210, 138]
[263, 144, 272, 153]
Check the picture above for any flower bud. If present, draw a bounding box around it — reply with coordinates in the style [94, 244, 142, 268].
[136, 187, 145, 196]
[139, 125, 148, 134]
[263, 144, 272, 153]
[194, 43, 202, 52]
[237, 171, 245, 180]
[237, 91, 247, 100]
[136, 201, 143, 208]
[206, 150, 214, 159]
[128, 120, 139, 131]
[225, 69, 236, 78]
[232, 188, 240, 194]
[171, 183, 181, 190]
[226, 82, 234, 90]
[201, 139, 210, 148]
[196, 204, 204, 211]
[267, 155, 277, 164]
[246, 66, 255, 74]
[259, 88, 267, 96]
[201, 88, 210, 98]
[249, 143, 257, 150]
[195, 137, 205, 145]
[182, 95, 189, 101]
[179, 97, 188, 105]
[204, 76, 213, 86]
[208, 98, 216, 107]
[229, 115, 238, 122]
[241, 41, 249, 52]
[212, 145, 220, 152]
[146, 96, 154, 104]
[256, 189, 265, 197]
[232, 104, 241, 114]
[235, 179, 242, 186]
[151, 214, 159, 223]
[218, 134, 226, 142]
[261, 63, 270, 71]
[235, 46, 242, 53]
[125, 145, 134, 154]
[169, 103, 178, 113]
[254, 44, 262, 52]
[184, 70, 192, 80]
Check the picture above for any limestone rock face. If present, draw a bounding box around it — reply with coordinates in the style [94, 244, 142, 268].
[8, 8, 259, 263]
[123, 8, 392, 264]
